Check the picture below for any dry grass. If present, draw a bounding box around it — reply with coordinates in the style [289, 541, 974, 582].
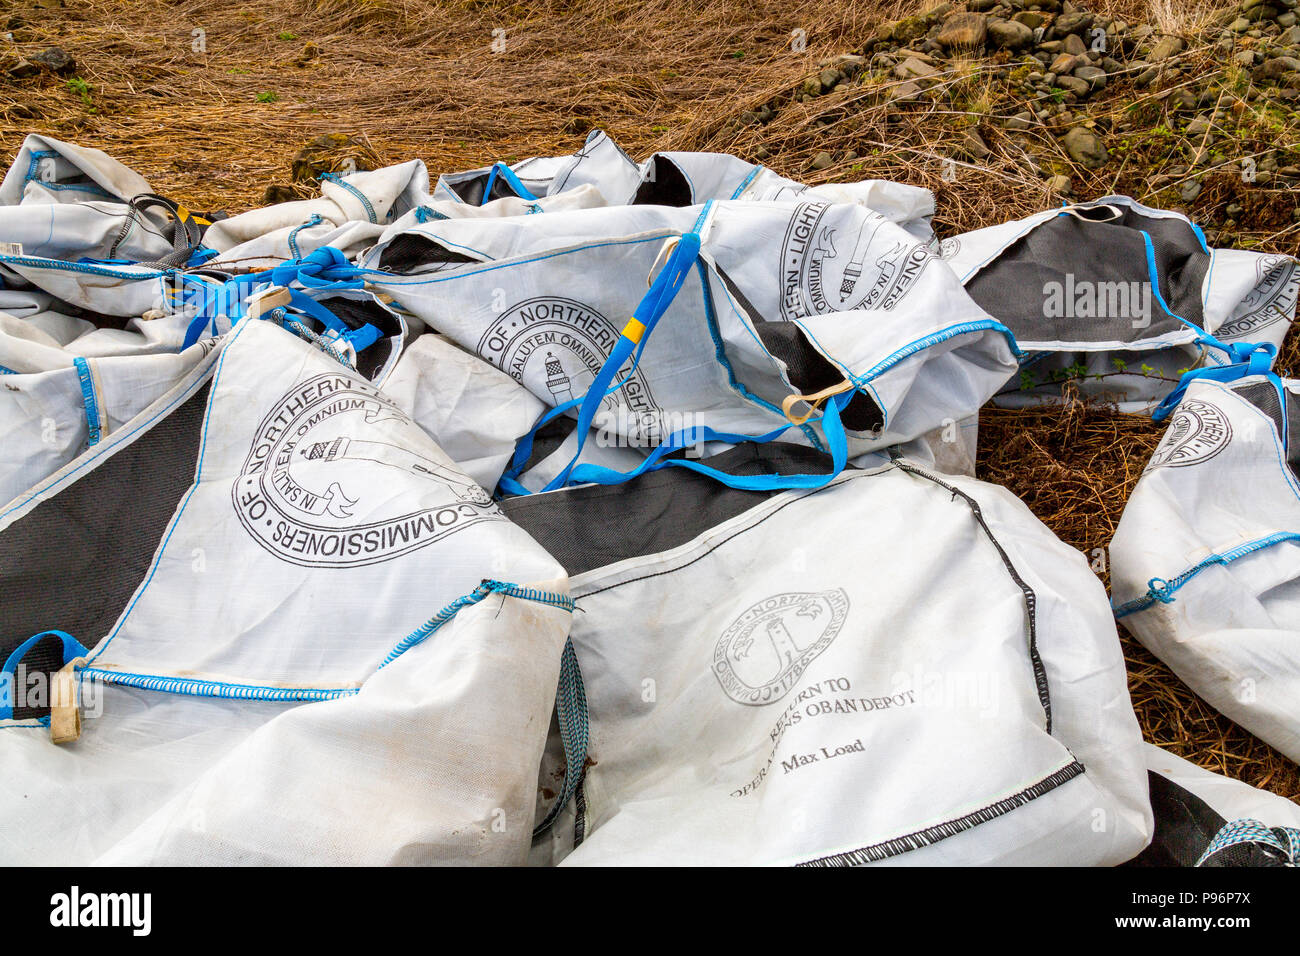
[1, 0, 1297, 802]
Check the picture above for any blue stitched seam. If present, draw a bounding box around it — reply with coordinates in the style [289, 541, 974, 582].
[380, 580, 575, 670]
[1113, 531, 1300, 618]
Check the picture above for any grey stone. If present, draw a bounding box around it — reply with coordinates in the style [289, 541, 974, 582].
[1063, 32, 1087, 55]
[1180, 180, 1202, 203]
[6, 57, 37, 79]
[1054, 12, 1092, 35]
[1062, 126, 1107, 167]
[988, 18, 1035, 49]
[937, 12, 988, 50]
[808, 151, 834, 171]
[960, 127, 992, 160]
[889, 79, 925, 103]
[1047, 173, 1072, 193]
[1074, 65, 1107, 89]
[1257, 55, 1300, 80]
[31, 46, 74, 74]
[1149, 36, 1185, 60]
[1055, 75, 1090, 96]
[1048, 52, 1082, 73]
[895, 56, 939, 80]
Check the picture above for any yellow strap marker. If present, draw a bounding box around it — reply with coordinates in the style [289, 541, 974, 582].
[50, 657, 87, 745]
[622, 317, 646, 344]
[781, 380, 855, 426]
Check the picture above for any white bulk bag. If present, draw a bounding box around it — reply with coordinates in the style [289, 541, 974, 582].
[434, 130, 935, 237]
[380, 332, 547, 491]
[1136, 744, 1300, 866]
[0, 318, 575, 865]
[0, 136, 219, 319]
[509, 445, 1151, 866]
[203, 161, 434, 271]
[0, 133, 153, 206]
[1111, 373, 1300, 762]
[0, 340, 213, 505]
[943, 197, 1297, 413]
[362, 199, 1017, 481]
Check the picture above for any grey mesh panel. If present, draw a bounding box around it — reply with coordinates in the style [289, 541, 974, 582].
[965, 208, 1209, 344]
[0, 383, 211, 718]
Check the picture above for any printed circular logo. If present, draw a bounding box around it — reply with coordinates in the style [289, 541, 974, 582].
[779, 201, 932, 320]
[938, 236, 961, 260]
[1216, 254, 1298, 339]
[234, 372, 499, 567]
[477, 296, 663, 439]
[1147, 399, 1233, 470]
[712, 589, 850, 706]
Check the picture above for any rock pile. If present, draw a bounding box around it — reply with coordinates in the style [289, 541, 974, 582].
[724, 0, 1300, 214]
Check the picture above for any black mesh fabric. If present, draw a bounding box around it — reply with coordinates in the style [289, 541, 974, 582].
[965, 206, 1210, 344]
[1233, 380, 1300, 485]
[754, 323, 883, 433]
[711, 265, 884, 434]
[1234, 380, 1286, 437]
[502, 442, 838, 575]
[377, 234, 479, 275]
[1126, 771, 1284, 867]
[0, 382, 211, 719]
[631, 156, 693, 207]
[444, 170, 528, 206]
[314, 295, 403, 380]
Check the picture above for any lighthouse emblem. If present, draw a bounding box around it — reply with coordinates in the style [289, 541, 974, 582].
[544, 351, 574, 404]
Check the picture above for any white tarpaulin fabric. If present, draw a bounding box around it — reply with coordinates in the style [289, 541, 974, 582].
[1111, 374, 1300, 762]
[506, 446, 1151, 866]
[363, 198, 1018, 473]
[433, 129, 936, 239]
[8, 131, 1297, 868]
[0, 319, 575, 864]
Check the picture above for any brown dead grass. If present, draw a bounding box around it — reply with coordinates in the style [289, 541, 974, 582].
[1, 0, 1297, 801]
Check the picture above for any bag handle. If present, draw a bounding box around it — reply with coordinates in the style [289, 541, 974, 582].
[781, 380, 856, 427]
[500, 231, 862, 495]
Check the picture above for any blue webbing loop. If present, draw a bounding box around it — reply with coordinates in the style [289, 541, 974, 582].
[1131, 228, 1281, 422]
[0, 630, 90, 720]
[178, 247, 387, 351]
[1151, 341, 1277, 422]
[500, 228, 861, 495]
[480, 162, 538, 205]
[184, 247, 219, 268]
[502, 233, 702, 490]
[567, 389, 854, 491]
